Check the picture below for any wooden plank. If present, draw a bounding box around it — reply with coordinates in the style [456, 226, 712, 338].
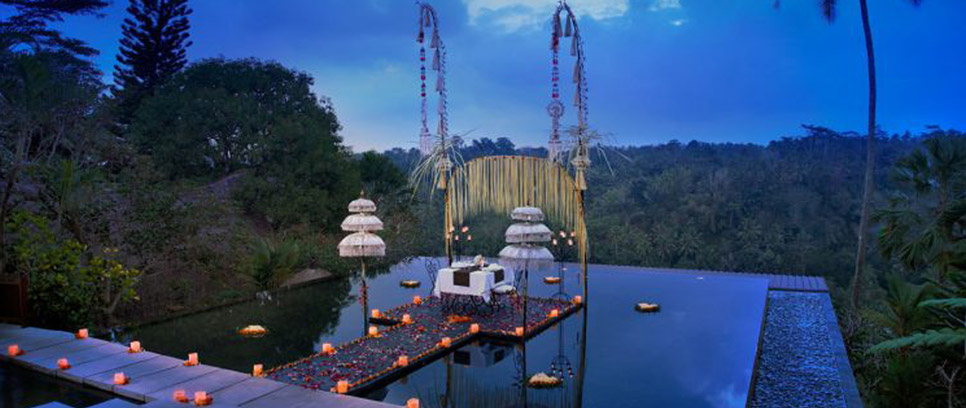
[57, 348, 160, 383]
[211, 378, 290, 406]
[147, 368, 249, 401]
[115, 363, 219, 401]
[85, 355, 183, 392]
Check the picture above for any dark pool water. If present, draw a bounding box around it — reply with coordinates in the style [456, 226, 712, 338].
[0, 361, 113, 408]
[115, 257, 769, 408]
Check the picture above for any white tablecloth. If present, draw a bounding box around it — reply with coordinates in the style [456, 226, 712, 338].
[433, 263, 512, 303]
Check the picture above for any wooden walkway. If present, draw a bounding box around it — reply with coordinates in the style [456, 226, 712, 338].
[0, 324, 395, 408]
[267, 295, 580, 395]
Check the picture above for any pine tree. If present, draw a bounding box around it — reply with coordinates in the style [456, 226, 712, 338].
[113, 0, 192, 123]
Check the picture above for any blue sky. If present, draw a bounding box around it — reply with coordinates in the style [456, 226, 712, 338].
[48, 0, 966, 151]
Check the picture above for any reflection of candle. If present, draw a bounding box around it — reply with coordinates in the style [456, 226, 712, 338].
[413, 296, 422, 305]
[173, 390, 188, 403]
[371, 309, 381, 318]
[57, 358, 70, 370]
[549, 309, 559, 318]
[129, 341, 141, 353]
[186, 352, 198, 366]
[368, 326, 379, 337]
[336, 380, 349, 394]
[7, 344, 20, 357]
[573, 295, 582, 304]
[407, 398, 420, 408]
[322, 343, 334, 354]
[397, 355, 409, 367]
[402, 314, 412, 324]
[76, 328, 88, 339]
[515, 327, 525, 337]
[113, 372, 127, 385]
[440, 337, 451, 347]
[469, 323, 480, 334]
[194, 391, 208, 405]
[253, 364, 263, 376]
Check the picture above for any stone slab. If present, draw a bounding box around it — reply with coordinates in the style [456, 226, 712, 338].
[241, 384, 396, 408]
[85, 354, 183, 392]
[89, 398, 140, 408]
[210, 378, 289, 406]
[13, 338, 111, 373]
[115, 363, 218, 401]
[58, 350, 162, 383]
[147, 368, 249, 401]
[34, 342, 126, 374]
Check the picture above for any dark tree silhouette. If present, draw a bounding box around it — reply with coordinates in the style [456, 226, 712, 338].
[113, 0, 193, 123]
[0, 0, 108, 59]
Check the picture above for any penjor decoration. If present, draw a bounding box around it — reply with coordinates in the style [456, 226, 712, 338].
[417, 3, 448, 156]
[548, 1, 591, 192]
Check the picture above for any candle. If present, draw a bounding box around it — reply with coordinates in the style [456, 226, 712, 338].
[397, 355, 409, 367]
[407, 398, 420, 408]
[573, 295, 582, 304]
[371, 309, 381, 318]
[129, 341, 141, 353]
[368, 326, 379, 337]
[469, 323, 480, 334]
[173, 390, 188, 403]
[549, 309, 559, 318]
[253, 364, 263, 376]
[194, 391, 209, 405]
[76, 328, 88, 339]
[440, 337, 451, 347]
[413, 296, 422, 305]
[402, 314, 413, 324]
[322, 343, 334, 354]
[57, 358, 70, 370]
[113, 372, 127, 385]
[186, 352, 198, 366]
[7, 344, 20, 357]
[515, 327, 525, 337]
[336, 380, 349, 394]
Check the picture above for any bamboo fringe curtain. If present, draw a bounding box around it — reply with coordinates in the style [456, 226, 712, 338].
[448, 156, 588, 262]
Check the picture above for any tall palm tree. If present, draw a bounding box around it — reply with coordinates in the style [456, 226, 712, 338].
[780, 0, 923, 311]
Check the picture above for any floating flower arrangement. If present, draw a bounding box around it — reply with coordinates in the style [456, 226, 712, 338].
[635, 302, 660, 313]
[400, 280, 421, 288]
[527, 372, 563, 388]
[238, 325, 268, 337]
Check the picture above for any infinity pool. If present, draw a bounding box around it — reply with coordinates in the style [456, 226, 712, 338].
[115, 258, 769, 407]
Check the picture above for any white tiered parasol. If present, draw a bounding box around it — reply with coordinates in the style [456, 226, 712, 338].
[500, 206, 554, 340]
[338, 192, 385, 335]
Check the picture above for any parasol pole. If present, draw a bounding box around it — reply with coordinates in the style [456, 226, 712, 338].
[361, 257, 368, 337]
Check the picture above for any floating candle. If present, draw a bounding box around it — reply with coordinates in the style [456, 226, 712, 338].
[402, 314, 413, 324]
[173, 390, 188, 403]
[7, 344, 20, 357]
[128, 341, 141, 353]
[371, 309, 381, 318]
[76, 328, 88, 339]
[469, 323, 480, 334]
[515, 327, 525, 337]
[336, 380, 349, 394]
[113, 372, 127, 385]
[57, 358, 70, 370]
[186, 352, 198, 366]
[440, 337, 451, 347]
[397, 355, 409, 367]
[253, 364, 263, 376]
[407, 398, 420, 408]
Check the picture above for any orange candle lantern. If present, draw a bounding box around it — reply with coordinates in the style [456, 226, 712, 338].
[440, 337, 452, 348]
[322, 343, 334, 354]
[173, 390, 188, 403]
[57, 358, 70, 370]
[549, 309, 560, 318]
[368, 326, 379, 337]
[113, 372, 127, 385]
[194, 390, 210, 405]
[371, 309, 381, 318]
[253, 364, 263, 376]
[336, 380, 349, 394]
[76, 328, 88, 339]
[397, 355, 409, 367]
[573, 295, 582, 304]
[402, 314, 413, 324]
[129, 341, 142, 353]
[407, 398, 420, 408]
[413, 295, 423, 305]
[515, 327, 525, 337]
[469, 323, 480, 334]
[186, 352, 199, 366]
[7, 344, 21, 357]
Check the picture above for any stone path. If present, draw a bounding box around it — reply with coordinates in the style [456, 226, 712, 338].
[1, 324, 397, 407]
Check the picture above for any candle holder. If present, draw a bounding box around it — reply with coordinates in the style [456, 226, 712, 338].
[515, 327, 525, 337]
[57, 358, 70, 370]
[173, 390, 189, 403]
[113, 372, 128, 385]
[7, 344, 22, 357]
[573, 295, 582, 304]
[75, 328, 88, 339]
[371, 309, 381, 319]
[469, 323, 480, 334]
[128, 341, 142, 353]
[402, 314, 413, 324]
[440, 337, 452, 347]
[368, 326, 380, 337]
[322, 343, 335, 354]
[413, 296, 423, 305]
[397, 355, 409, 367]
[184, 352, 199, 366]
[193, 390, 212, 406]
[336, 380, 350, 394]
[253, 364, 263, 377]
[407, 398, 420, 408]
[549, 309, 560, 318]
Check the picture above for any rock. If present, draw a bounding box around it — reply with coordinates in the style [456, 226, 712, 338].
[281, 269, 333, 289]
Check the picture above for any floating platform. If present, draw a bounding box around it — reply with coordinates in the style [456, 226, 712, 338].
[265, 295, 581, 395]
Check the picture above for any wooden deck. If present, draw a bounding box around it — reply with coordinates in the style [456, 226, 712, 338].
[0, 324, 395, 408]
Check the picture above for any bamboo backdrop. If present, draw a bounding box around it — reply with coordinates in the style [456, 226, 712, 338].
[448, 156, 588, 263]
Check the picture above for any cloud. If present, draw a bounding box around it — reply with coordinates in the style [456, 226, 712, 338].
[462, 0, 630, 32]
[649, 0, 682, 12]
[671, 18, 687, 26]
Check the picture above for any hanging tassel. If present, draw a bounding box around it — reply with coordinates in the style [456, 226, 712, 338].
[564, 15, 573, 37]
[550, 33, 559, 52]
[424, 10, 432, 27]
[430, 32, 439, 49]
[570, 35, 578, 56]
[436, 75, 444, 93]
[573, 63, 580, 84]
[432, 49, 441, 71]
[555, 14, 563, 38]
[418, 26, 424, 43]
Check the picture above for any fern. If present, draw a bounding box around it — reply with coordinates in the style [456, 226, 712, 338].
[870, 328, 966, 353]
[919, 298, 966, 308]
